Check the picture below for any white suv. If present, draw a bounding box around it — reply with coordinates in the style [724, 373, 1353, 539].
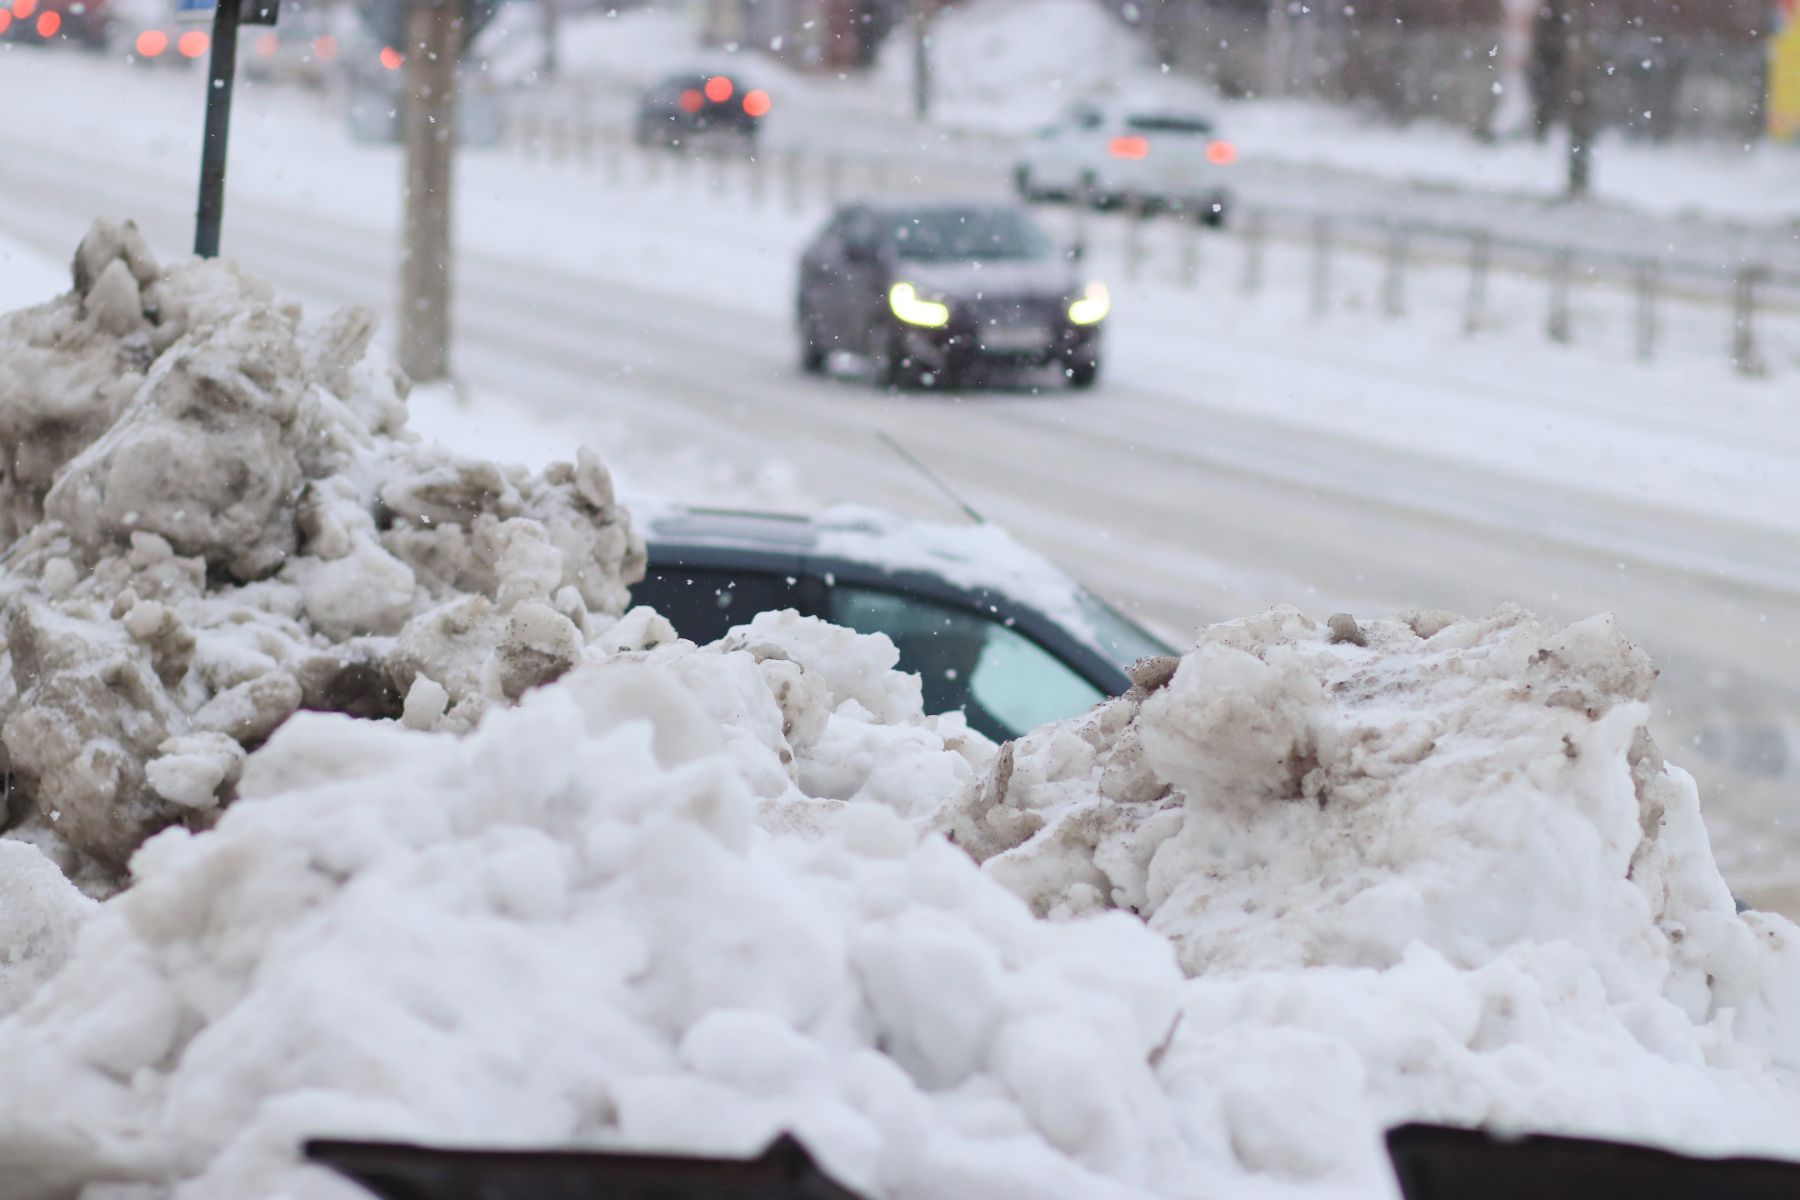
[1013, 104, 1236, 224]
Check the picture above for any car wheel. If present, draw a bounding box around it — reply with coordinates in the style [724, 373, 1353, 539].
[1065, 357, 1100, 390]
[798, 311, 827, 374]
[870, 330, 908, 391]
[1077, 172, 1104, 210]
[1013, 165, 1035, 202]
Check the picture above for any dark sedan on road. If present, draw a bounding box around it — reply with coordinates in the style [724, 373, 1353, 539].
[797, 201, 1110, 390]
[635, 69, 770, 147]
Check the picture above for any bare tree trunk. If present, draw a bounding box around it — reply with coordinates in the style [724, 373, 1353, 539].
[912, 0, 932, 121]
[1264, 0, 1291, 98]
[1528, 0, 1566, 142]
[399, 0, 459, 384]
[541, 0, 558, 78]
[1563, 6, 1595, 200]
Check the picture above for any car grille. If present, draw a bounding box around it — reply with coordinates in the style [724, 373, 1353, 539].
[963, 295, 1064, 330]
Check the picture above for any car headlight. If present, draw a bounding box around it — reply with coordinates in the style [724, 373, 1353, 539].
[1068, 281, 1110, 326]
[888, 282, 951, 328]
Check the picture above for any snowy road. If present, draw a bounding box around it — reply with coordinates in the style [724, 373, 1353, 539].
[4, 50, 1799, 907]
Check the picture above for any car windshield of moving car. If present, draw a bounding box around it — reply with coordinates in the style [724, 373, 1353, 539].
[1124, 114, 1213, 135]
[884, 209, 1053, 263]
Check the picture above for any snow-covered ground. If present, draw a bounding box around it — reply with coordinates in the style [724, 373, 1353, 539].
[4, 37, 1796, 906]
[5, 225, 1800, 1200]
[485, 1, 1800, 233]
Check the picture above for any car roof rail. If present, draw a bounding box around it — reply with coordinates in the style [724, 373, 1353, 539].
[305, 1131, 870, 1200]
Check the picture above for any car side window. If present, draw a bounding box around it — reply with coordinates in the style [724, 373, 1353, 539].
[841, 210, 880, 262]
[631, 566, 807, 646]
[825, 586, 1105, 740]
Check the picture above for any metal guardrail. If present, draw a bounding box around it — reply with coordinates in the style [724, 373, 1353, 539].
[498, 104, 1798, 378]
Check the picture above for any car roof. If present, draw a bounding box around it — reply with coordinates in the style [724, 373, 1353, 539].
[845, 198, 1035, 219]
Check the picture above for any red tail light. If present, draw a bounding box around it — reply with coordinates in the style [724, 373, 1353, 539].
[254, 31, 277, 57]
[742, 89, 771, 117]
[35, 9, 59, 35]
[178, 29, 209, 57]
[704, 75, 734, 103]
[313, 33, 338, 61]
[1109, 135, 1149, 161]
[378, 45, 403, 70]
[135, 28, 166, 55]
[13, 0, 37, 19]
[678, 87, 704, 114]
[0, 10, 13, 32]
[1206, 140, 1238, 165]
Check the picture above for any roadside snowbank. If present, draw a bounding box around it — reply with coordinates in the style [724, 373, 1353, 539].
[3, 235, 1800, 1199]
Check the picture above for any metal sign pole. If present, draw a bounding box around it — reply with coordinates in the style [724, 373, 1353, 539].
[194, 0, 244, 258]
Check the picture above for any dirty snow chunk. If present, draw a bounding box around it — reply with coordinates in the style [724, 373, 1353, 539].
[726, 608, 924, 727]
[951, 603, 1800, 1052]
[400, 676, 450, 732]
[144, 733, 245, 810]
[0, 840, 97, 1018]
[0, 222, 644, 876]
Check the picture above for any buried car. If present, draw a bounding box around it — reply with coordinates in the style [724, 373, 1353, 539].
[630, 505, 1172, 742]
[797, 200, 1111, 390]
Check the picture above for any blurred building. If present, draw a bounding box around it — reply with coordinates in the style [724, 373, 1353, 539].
[1132, 0, 1773, 139]
[704, 0, 920, 68]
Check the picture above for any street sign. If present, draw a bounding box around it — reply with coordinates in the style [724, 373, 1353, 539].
[177, 0, 279, 25]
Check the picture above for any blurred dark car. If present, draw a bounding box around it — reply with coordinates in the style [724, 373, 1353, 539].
[114, 0, 209, 66]
[634, 69, 769, 147]
[797, 200, 1110, 390]
[632, 506, 1171, 742]
[0, 0, 109, 47]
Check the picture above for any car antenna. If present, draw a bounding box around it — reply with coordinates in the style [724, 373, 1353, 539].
[875, 430, 986, 525]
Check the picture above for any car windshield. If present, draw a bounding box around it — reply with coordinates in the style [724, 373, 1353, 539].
[881, 208, 1053, 262]
[1124, 114, 1214, 135]
[1075, 589, 1175, 670]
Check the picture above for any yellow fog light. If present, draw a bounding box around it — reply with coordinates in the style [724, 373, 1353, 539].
[888, 282, 951, 328]
[1068, 281, 1111, 325]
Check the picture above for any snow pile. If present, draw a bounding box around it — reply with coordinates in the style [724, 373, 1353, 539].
[946, 605, 1800, 1164]
[4, 234, 1800, 1199]
[0, 614, 1173, 1199]
[0, 220, 643, 877]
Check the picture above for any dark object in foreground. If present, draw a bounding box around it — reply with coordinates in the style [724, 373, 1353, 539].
[1387, 1122, 1800, 1200]
[305, 1132, 868, 1200]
